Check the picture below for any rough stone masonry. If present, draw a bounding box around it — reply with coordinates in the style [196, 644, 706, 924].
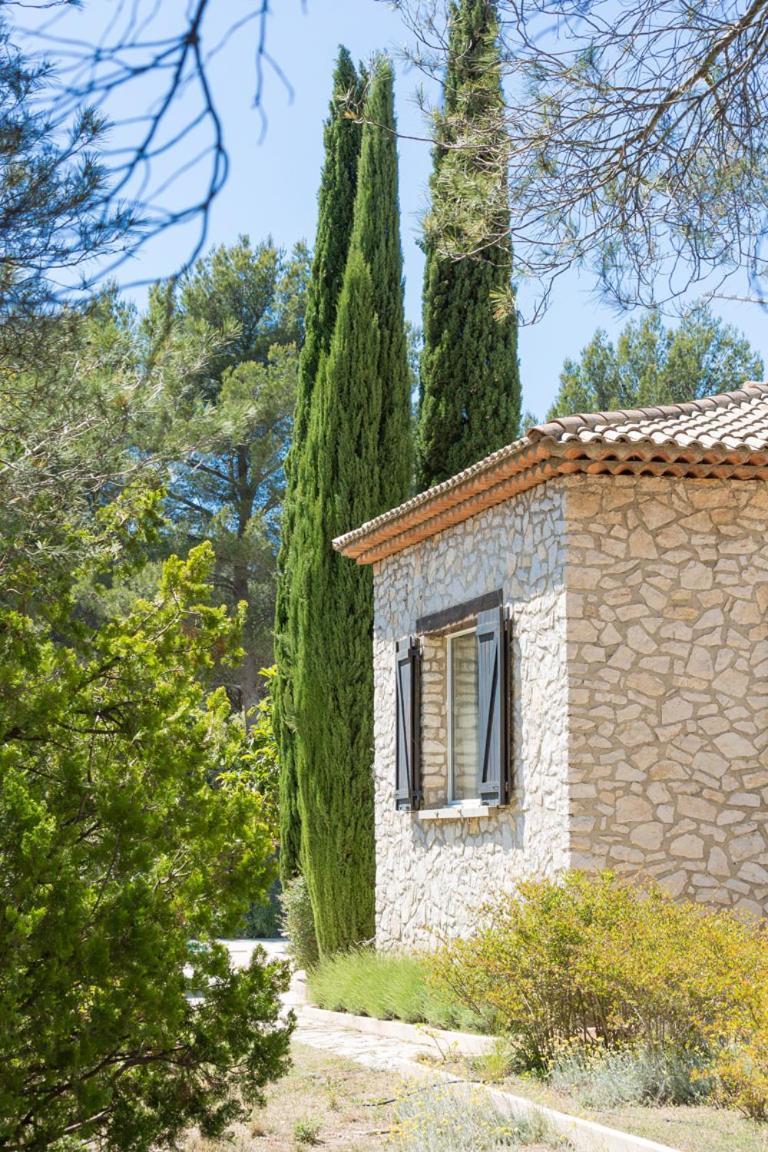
[372, 474, 768, 949]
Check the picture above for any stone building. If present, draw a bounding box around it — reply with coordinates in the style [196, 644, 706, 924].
[334, 383, 768, 949]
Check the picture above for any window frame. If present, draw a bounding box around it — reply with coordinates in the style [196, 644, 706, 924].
[446, 624, 482, 806]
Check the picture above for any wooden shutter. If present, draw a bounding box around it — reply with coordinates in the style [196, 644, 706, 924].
[476, 607, 508, 806]
[395, 636, 421, 810]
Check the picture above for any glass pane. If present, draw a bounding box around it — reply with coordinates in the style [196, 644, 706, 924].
[450, 631, 478, 801]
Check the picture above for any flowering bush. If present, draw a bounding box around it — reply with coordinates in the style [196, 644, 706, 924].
[713, 1038, 768, 1121]
[708, 957, 768, 1119]
[428, 871, 768, 1097]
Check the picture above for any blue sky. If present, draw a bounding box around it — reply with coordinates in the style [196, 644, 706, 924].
[31, 0, 768, 419]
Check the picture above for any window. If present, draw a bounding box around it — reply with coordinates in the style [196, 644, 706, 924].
[394, 594, 509, 813]
[447, 628, 480, 802]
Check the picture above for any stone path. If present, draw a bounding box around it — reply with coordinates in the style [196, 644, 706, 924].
[293, 1014, 439, 1071]
[290, 1017, 681, 1152]
[219, 939, 461, 1069]
[215, 942, 680, 1152]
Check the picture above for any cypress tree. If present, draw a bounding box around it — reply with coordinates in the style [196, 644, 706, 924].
[294, 57, 411, 955]
[416, 0, 520, 489]
[274, 48, 363, 886]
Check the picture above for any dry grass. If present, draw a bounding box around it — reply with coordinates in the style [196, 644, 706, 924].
[588, 1102, 768, 1152]
[184, 1039, 768, 1152]
[436, 1051, 768, 1152]
[183, 1043, 399, 1152]
[183, 1043, 564, 1151]
[537, 1079, 768, 1152]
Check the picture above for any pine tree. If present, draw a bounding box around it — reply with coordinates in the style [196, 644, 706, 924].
[294, 57, 412, 955]
[274, 49, 363, 885]
[416, 0, 520, 489]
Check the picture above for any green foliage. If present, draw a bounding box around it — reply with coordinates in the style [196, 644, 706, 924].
[145, 237, 310, 714]
[0, 62, 299, 1143]
[0, 297, 158, 611]
[168, 236, 309, 386]
[417, 0, 520, 489]
[549, 303, 763, 418]
[280, 875, 320, 973]
[293, 1117, 322, 1146]
[429, 872, 768, 1074]
[274, 48, 365, 886]
[239, 664, 281, 938]
[0, 520, 292, 1150]
[291, 56, 412, 955]
[240, 665, 280, 842]
[343, 57, 413, 512]
[240, 664, 282, 939]
[469, 1039, 518, 1084]
[307, 948, 486, 1033]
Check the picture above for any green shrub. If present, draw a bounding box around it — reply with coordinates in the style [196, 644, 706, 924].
[308, 947, 487, 1033]
[293, 1116, 321, 1146]
[280, 875, 319, 972]
[549, 1044, 711, 1108]
[429, 871, 768, 1073]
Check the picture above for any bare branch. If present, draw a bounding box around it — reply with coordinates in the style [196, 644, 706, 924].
[3, 0, 294, 298]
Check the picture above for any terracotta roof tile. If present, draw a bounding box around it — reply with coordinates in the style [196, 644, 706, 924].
[334, 381, 768, 564]
[530, 381, 768, 453]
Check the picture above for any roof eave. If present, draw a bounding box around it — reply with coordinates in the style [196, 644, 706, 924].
[332, 436, 559, 561]
[334, 437, 768, 565]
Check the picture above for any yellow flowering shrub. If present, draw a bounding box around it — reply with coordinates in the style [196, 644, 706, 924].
[713, 1039, 768, 1121]
[708, 954, 768, 1119]
[428, 871, 768, 1091]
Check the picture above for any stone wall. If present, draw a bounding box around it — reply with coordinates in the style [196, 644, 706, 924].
[372, 471, 768, 949]
[372, 481, 571, 948]
[566, 475, 768, 917]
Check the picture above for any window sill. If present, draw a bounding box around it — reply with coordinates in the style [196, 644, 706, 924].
[415, 804, 492, 822]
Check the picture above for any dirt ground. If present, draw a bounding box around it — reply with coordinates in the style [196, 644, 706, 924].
[183, 1044, 399, 1152]
[248, 1043, 399, 1150]
[185, 1042, 565, 1152]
